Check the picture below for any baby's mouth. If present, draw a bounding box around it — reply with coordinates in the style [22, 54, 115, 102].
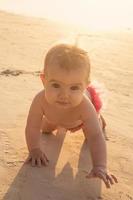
[56, 101, 70, 105]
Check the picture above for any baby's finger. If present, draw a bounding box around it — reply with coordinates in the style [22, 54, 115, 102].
[97, 172, 111, 188]
[43, 153, 49, 162]
[31, 158, 36, 167]
[111, 174, 118, 183]
[43, 153, 49, 163]
[106, 175, 114, 185]
[37, 158, 42, 167]
[41, 155, 49, 166]
[86, 171, 110, 188]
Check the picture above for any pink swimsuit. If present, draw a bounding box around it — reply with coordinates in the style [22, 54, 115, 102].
[86, 85, 102, 113]
[68, 84, 103, 132]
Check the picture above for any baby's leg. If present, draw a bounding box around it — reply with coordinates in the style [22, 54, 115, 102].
[40, 116, 57, 134]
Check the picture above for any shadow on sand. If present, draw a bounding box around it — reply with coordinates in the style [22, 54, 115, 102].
[3, 132, 102, 200]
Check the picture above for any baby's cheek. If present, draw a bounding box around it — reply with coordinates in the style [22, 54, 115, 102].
[45, 90, 57, 103]
[71, 93, 83, 105]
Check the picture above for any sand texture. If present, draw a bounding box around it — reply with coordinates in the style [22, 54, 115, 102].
[0, 11, 133, 200]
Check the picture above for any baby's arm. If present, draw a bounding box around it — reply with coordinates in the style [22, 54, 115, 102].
[25, 91, 48, 167]
[81, 98, 118, 188]
[82, 99, 107, 168]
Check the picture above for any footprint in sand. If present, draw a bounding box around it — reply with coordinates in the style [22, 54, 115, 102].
[0, 69, 40, 76]
[0, 130, 22, 167]
[0, 69, 24, 76]
[0, 130, 10, 165]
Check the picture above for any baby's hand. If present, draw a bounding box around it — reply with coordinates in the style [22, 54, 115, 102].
[25, 148, 49, 167]
[86, 166, 118, 188]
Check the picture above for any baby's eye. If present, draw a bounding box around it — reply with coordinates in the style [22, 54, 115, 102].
[51, 83, 60, 88]
[70, 86, 80, 90]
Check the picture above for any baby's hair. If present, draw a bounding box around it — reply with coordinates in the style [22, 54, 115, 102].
[43, 38, 91, 81]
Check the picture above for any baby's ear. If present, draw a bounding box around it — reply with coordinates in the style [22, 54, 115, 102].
[40, 73, 45, 81]
[40, 73, 46, 87]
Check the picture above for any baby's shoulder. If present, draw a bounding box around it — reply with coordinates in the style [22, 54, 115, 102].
[34, 89, 45, 99]
[80, 95, 92, 108]
[32, 89, 46, 105]
[79, 95, 94, 120]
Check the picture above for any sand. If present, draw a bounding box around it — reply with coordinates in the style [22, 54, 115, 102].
[0, 11, 133, 200]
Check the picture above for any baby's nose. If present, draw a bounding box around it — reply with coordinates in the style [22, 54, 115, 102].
[59, 89, 69, 99]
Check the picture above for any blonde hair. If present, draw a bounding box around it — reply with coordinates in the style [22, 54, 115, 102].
[44, 43, 91, 81]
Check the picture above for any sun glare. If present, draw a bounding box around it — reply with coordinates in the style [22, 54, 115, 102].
[0, 0, 133, 30]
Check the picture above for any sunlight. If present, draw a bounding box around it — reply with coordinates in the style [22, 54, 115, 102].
[0, 0, 133, 29]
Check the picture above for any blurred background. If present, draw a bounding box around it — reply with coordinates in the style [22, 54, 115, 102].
[0, 0, 133, 30]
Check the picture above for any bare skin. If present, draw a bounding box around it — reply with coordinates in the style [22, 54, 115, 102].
[25, 90, 117, 188]
[25, 64, 117, 188]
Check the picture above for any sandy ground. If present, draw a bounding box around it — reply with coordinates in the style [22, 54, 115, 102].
[0, 11, 133, 200]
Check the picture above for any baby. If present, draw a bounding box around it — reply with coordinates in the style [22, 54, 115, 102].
[25, 43, 117, 188]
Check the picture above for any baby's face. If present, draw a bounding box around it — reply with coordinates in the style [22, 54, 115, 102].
[42, 65, 88, 109]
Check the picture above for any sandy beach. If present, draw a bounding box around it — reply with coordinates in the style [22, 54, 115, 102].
[0, 11, 133, 199]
